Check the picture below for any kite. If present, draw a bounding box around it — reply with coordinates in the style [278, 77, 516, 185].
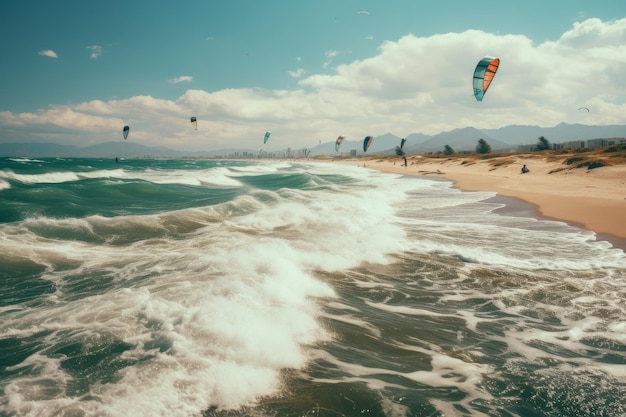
[264, 131, 272, 144]
[578, 107, 590, 112]
[191, 117, 197, 130]
[363, 135, 373, 152]
[473, 56, 500, 101]
[335, 135, 345, 152]
[122, 125, 129, 140]
[394, 138, 407, 156]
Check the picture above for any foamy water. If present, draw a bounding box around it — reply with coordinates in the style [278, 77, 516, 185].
[1, 157, 624, 417]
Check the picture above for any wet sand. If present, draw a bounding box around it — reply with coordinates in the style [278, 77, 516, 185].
[334, 152, 626, 250]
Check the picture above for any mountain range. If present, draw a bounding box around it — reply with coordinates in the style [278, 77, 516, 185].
[1, 123, 625, 158]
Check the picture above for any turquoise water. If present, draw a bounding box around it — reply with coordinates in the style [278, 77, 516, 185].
[1, 157, 625, 417]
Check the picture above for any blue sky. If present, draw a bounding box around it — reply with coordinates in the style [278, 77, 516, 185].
[1, 0, 625, 151]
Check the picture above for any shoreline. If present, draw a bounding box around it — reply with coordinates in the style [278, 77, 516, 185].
[333, 153, 626, 251]
[487, 194, 626, 252]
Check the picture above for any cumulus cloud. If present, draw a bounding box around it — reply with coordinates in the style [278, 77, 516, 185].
[87, 45, 102, 59]
[169, 76, 194, 84]
[39, 50, 58, 58]
[560, 17, 626, 47]
[6, 17, 626, 150]
[4, 107, 123, 129]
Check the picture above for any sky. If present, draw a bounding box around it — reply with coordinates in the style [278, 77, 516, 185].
[1, 0, 626, 152]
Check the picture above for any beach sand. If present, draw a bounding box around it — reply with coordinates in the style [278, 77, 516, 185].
[333, 149, 626, 249]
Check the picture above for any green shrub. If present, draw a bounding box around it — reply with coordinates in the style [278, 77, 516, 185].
[575, 160, 605, 170]
[565, 157, 584, 165]
[587, 161, 605, 170]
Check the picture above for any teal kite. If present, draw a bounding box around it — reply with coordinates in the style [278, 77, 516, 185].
[363, 136, 373, 152]
[473, 56, 500, 101]
[335, 135, 345, 152]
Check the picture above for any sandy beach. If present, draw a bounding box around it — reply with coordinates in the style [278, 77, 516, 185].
[334, 148, 626, 246]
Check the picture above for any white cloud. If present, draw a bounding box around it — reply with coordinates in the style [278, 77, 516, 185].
[325, 50, 339, 59]
[169, 76, 194, 84]
[39, 50, 58, 58]
[560, 17, 626, 47]
[323, 50, 340, 68]
[0, 107, 121, 130]
[288, 68, 306, 78]
[87, 45, 102, 59]
[7, 18, 626, 151]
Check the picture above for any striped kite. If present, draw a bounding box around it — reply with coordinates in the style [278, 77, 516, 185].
[473, 56, 500, 101]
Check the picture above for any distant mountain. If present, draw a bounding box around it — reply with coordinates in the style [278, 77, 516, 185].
[403, 127, 509, 154]
[0, 142, 179, 158]
[0, 142, 83, 157]
[2, 123, 625, 158]
[0, 142, 258, 159]
[482, 123, 626, 145]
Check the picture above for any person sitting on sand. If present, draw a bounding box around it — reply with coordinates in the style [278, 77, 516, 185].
[521, 164, 529, 173]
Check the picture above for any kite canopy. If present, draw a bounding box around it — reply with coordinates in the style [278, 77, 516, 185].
[191, 117, 197, 130]
[578, 107, 590, 112]
[335, 135, 345, 152]
[122, 125, 129, 140]
[363, 135, 373, 152]
[473, 56, 500, 101]
[263, 131, 272, 144]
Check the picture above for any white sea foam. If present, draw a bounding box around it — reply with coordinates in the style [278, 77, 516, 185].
[2, 160, 625, 417]
[1, 223, 336, 415]
[143, 166, 244, 187]
[0, 166, 244, 188]
[396, 178, 626, 270]
[0, 169, 81, 184]
[0, 179, 10, 190]
[8, 157, 45, 163]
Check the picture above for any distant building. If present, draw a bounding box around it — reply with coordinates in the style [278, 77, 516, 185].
[559, 140, 586, 149]
[586, 138, 626, 148]
[518, 137, 626, 151]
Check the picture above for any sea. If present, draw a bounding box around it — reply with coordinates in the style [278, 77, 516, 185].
[1, 157, 625, 417]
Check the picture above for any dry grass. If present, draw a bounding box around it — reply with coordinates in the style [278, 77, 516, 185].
[410, 145, 625, 170]
[328, 144, 626, 171]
